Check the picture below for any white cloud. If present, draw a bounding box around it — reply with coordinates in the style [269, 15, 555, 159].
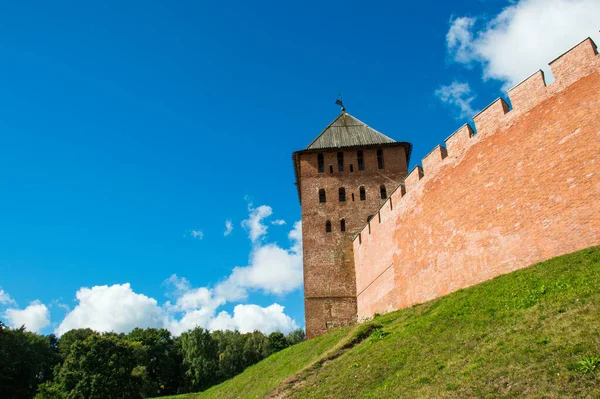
[271, 219, 286, 226]
[209, 304, 297, 334]
[435, 81, 478, 119]
[190, 230, 204, 240]
[216, 221, 303, 300]
[0, 288, 16, 305]
[4, 300, 50, 333]
[51, 205, 303, 337]
[224, 220, 234, 236]
[55, 284, 164, 336]
[446, 0, 600, 88]
[242, 204, 273, 243]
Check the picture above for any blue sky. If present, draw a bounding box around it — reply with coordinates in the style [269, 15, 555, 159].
[1, 0, 598, 335]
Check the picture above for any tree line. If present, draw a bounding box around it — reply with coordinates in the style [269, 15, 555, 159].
[0, 321, 305, 399]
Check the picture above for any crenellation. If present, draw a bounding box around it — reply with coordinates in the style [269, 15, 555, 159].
[473, 98, 510, 138]
[422, 145, 448, 176]
[404, 165, 424, 190]
[549, 38, 599, 91]
[444, 124, 474, 157]
[507, 70, 548, 113]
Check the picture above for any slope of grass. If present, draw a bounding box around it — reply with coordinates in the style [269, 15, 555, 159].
[165, 246, 600, 399]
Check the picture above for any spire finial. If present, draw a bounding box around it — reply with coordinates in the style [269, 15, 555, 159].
[335, 94, 345, 113]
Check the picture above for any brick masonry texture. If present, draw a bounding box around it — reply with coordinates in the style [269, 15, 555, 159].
[353, 38, 600, 320]
[298, 145, 408, 338]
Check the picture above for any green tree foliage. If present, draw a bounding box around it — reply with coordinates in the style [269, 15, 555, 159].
[52, 334, 147, 399]
[178, 327, 219, 392]
[285, 329, 306, 346]
[268, 332, 289, 353]
[212, 330, 248, 381]
[243, 330, 272, 366]
[0, 320, 301, 398]
[0, 322, 60, 399]
[126, 328, 182, 396]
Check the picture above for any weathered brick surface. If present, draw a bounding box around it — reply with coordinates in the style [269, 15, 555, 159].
[298, 145, 408, 338]
[354, 38, 600, 320]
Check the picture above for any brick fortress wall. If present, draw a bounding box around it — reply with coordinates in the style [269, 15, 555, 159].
[353, 38, 600, 320]
[299, 145, 408, 338]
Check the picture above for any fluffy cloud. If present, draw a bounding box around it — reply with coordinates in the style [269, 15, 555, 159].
[0, 288, 16, 305]
[216, 221, 303, 301]
[4, 300, 50, 333]
[55, 284, 164, 336]
[271, 219, 286, 226]
[209, 304, 297, 334]
[446, 0, 600, 88]
[435, 81, 478, 119]
[51, 205, 303, 337]
[224, 220, 234, 236]
[241, 205, 273, 242]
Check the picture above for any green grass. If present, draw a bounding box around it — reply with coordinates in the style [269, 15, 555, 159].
[163, 246, 600, 399]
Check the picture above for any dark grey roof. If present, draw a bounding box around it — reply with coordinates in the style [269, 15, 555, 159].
[305, 112, 396, 150]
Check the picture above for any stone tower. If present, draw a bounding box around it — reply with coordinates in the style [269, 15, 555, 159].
[293, 110, 412, 338]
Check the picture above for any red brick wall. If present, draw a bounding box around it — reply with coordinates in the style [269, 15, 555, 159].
[353, 38, 600, 320]
[299, 144, 408, 338]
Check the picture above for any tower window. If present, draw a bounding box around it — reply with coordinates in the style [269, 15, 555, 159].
[377, 148, 384, 169]
[340, 219, 346, 232]
[349, 164, 354, 172]
[325, 220, 331, 233]
[337, 152, 344, 172]
[380, 185, 387, 199]
[357, 150, 364, 170]
[319, 189, 326, 203]
[339, 187, 346, 202]
[317, 153, 324, 173]
[329, 165, 333, 173]
[351, 193, 355, 201]
[359, 186, 366, 201]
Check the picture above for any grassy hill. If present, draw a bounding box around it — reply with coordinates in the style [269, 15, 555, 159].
[162, 246, 600, 399]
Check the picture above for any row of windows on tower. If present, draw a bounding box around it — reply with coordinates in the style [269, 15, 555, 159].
[317, 149, 384, 173]
[319, 185, 387, 203]
[324, 216, 374, 233]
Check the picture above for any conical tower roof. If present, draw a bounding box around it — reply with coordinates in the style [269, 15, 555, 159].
[305, 112, 396, 150]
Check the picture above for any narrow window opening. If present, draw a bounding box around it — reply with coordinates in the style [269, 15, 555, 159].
[377, 148, 384, 169]
[337, 152, 344, 172]
[358, 233, 362, 244]
[340, 219, 346, 232]
[317, 153, 324, 173]
[319, 189, 326, 203]
[359, 186, 366, 201]
[357, 150, 364, 171]
[349, 164, 354, 172]
[390, 197, 393, 210]
[351, 193, 355, 201]
[329, 165, 333, 173]
[325, 220, 331, 233]
[380, 185, 387, 199]
[339, 187, 346, 202]
[378, 211, 381, 223]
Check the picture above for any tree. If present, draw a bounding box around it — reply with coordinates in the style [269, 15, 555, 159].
[126, 328, 182, 397]
[242, 331, 272, 367]
[0, 323, 60, 399]
[212, 330, 247, 381]
[178, 327, 218, 392]
[54, 334, 146, 399]
[286, 329, 306, 346]
[268, 332, 289, 353]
